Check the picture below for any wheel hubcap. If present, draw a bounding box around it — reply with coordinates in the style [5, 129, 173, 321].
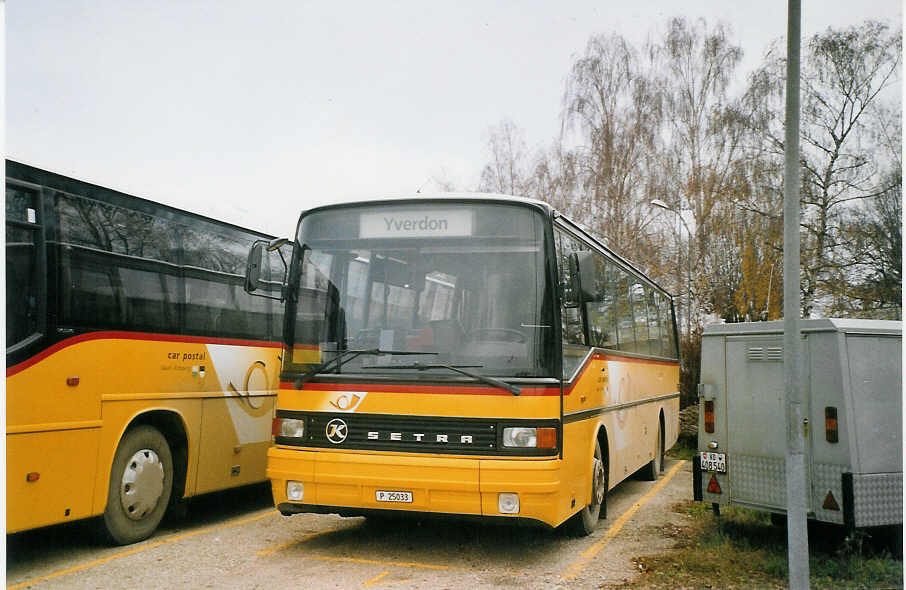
[120, 448, 164, 520]
[592, 456, 606, 505]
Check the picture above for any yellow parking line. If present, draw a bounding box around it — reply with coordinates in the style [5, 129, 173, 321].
[363, 570, 392, 586]
[255, 528, 338, 556]
[562, 460, 686, 581]
[310, 555, 450, 571]
[8, 509, 277, 590]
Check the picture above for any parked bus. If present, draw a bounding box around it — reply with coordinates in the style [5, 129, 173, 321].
[246, 195, 680, 534]
[6, 161, 283, 544]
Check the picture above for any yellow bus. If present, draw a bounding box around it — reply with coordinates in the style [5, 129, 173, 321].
[6, 161, 283, 544]
[245, 196, 680, 534]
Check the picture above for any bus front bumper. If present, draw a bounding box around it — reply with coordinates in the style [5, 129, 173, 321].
[267, 446, 567, 527]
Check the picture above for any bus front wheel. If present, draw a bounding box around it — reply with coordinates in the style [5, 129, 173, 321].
[565, 439, 607, 536]
[102, 425, 174, 545]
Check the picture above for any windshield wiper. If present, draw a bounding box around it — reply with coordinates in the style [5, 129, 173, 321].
[361, 362, 521, 396]
[294, 349, 438, 389]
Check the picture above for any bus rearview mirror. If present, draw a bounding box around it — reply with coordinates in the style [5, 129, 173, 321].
[245, 241, 265, 293]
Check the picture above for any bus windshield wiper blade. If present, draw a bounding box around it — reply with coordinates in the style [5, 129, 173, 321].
[294, 349, 438, 389]
[361, 362, 521, 396]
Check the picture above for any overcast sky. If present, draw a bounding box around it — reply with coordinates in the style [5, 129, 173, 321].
[7, 1, 902, 236]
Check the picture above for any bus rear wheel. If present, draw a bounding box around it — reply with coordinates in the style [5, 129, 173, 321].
[102, 425, 173, 545]
[640, 422, 663, 481]
[565, 439, 607, 536]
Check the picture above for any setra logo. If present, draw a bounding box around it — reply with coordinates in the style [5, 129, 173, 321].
[325, 418, 348, 444]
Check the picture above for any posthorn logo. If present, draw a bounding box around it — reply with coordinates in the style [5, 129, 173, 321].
[325, 418, 348, 444]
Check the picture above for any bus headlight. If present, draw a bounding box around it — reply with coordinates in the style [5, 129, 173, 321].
[502, 427, 557, 449]
[273, 418, 305, 438]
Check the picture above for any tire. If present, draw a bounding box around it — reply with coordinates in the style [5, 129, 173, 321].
[102, 425, 174, 545]
[640, 422, 663, 482]
[564, 439, 607, 536]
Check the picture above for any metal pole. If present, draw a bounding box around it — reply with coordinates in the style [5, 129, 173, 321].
[783, 0, 810, 588]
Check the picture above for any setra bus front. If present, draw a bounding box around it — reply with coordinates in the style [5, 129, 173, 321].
[253, 197, 575, 528]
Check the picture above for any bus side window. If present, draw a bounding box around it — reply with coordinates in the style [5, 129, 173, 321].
[182, 226, 270, 342]
[119, 266, 178, 333]
[586, 256, 618, 349]
[615, 271, 635, 351]
[647, 290, 662, 356]
[555, 229, 589, 379]
[660, 295, 678, 359]
[66, 255, 124, 329]
[6, 185, 42, 347]
[630, 282, 649, 355]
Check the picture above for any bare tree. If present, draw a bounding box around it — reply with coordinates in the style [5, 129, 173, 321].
[478, 119, 532, 196]
[748, 21, 902, 315]
[561, 33, 664, 272]
[653, 17, 747, 327]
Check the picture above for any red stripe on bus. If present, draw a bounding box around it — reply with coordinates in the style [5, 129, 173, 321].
[6, 331, 282, 378]
[281, 381, 561, 396]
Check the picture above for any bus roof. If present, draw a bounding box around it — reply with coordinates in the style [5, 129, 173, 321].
[6, 159, 275, 240]
[298, 192, 555, 217]
[298, 193, 674, 299]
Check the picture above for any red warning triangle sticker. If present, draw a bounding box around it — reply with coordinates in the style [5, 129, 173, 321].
[822, 491, 840, 511]
[707, 474, 722, 494]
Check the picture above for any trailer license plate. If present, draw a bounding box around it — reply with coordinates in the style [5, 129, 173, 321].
[700, 452, 726, 473]
[376, 490, 413, 503]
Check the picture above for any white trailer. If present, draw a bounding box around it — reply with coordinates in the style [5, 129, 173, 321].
[694, 319, 902, 529]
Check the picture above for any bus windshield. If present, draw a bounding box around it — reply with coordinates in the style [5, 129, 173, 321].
[284, 202, 555, 379]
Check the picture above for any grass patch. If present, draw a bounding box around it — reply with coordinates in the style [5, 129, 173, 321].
[622, 501, 903, 589]
[667, 437, 696, 461]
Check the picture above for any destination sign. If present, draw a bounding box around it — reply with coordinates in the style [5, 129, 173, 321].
[360, 210, 473, 238]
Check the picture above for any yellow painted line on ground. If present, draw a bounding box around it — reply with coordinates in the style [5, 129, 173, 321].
[255, 528, 339, 556]
[363, 570, 391, 587]
[8, 509, 277, 590]
[562, 460, 686, 581]
[309, 555, 450, 571]
[362, 570, 415, 587]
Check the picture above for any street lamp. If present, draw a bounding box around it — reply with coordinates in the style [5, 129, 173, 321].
[650, 199, 693, 341]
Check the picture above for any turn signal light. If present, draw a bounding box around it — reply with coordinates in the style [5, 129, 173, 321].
[536, 428, 557, 449]
[704, 400, 715, 433]
[26, 472, 40, 482]
[825, 407, 839, 443]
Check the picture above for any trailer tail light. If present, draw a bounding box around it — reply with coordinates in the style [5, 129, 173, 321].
[704, 400, 715, 433]
[825, 407, 838, 443]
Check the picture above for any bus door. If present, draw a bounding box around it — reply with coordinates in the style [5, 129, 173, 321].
[7, 183, 102, 532]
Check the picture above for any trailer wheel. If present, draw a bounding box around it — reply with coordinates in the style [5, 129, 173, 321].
[564, 439, 607, 536]
[102, 425, 173, 545]
[640, 422, 663, 481]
